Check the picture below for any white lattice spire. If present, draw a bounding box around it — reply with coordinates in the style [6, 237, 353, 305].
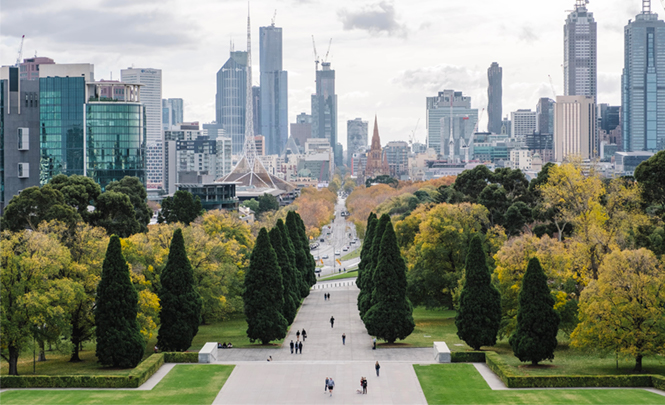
[242, 5, 259, 183]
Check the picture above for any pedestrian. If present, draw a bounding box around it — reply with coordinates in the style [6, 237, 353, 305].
[372, 337, 377, 350]
[290, 340, 294, 354]
[298, 341, 303, 354]
[328, 293, 331, 300]
[330, 316, 335, 328]
[324, 293, 327, 301]
[362, 377, 368, 394]
[302, 329, 307, 341]
[325, 377, 329, 392]
[154, 345, 158, 353]
[375, 361, 380, 377]
[342, 333, 346, 345]
[328, 377, 335, 396]
[296, 330, 300, 341]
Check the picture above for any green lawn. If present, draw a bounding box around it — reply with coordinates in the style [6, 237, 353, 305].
[340, 246, 361, 261]
[414, 363, 665, 405]
[385, 307, 471, 349]
[319, 270, 358, 281]
[0, 364, 234, 405]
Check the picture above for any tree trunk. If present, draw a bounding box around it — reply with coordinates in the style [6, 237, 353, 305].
[634, 354, 643, 373]
[8, 345, 20, 376]
[38, 339, 46, 362]
[531, 360, 539, 366]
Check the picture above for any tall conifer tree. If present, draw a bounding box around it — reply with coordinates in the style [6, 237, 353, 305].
[356, 213, 377, 292]
[95, 235, 144, 368]
[269, 225, 298, 324]
[277, 219, 303, 301]
[509, 257, 560, 365]
[363, 222, 415, 343]
[359, 214, 390, 318]
[243, 228, 288, 344]
[295, 213, 317, 286]
[455, 234, 502, 350]
[286, 211, 310, 297]
[157, 228, 203, 351]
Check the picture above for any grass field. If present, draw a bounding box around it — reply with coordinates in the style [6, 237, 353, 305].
[385, 307, 471, 349]
[319, 270, 358, 281]
[0, 364, 234, 405]
[414, 363, 665, 405]
[340, 246, 361, 261]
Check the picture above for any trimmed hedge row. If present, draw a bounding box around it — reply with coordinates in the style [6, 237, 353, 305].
[451, 351, 486, 363]
[485, 351, 660, 389]
[0, 351, 198, 389]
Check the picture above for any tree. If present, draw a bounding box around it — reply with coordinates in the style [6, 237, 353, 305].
[571, 249, 665, 372]
[366, 175, 399, 188]
[269, 225, 298, 324]
[363, 222, 415, 343]
[504, 202, 533, 236]
[158, 190, 203, 225]
[478, 184, 508, 227]
[455, 234, 502, 350]
[359, 214, 390, 318]
[106, 176, 151, 233]
[241, 199, 260, 213]
[453, 165, 493, 202]
[243, 228, 288, 344]
[95, 235, 144, 368]
[634, 150, 665, 214]
[91, 191, 141, 237]
[295, 212, 317, 286]
[509, 257, 560, 365]
[157, 228, 203, 351]
[286, 211, 310, 298]
[356, 213, 377, 293]
[49, 174, 101, 222]
[1, 185, 80, 232]
[257, 193, 280, 214]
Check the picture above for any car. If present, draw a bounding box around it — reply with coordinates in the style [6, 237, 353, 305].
[322, 254, 329, 259]
[314, 256, 320, 261]
[342, 246, 348, 251]
[315, 268, 322, 273]
[335, 251, 341, 256]
[350, 240, 356, 245]
[320, 238, 325, 243]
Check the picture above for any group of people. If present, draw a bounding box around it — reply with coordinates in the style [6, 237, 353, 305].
[217, 342, 233, 349]
[325, 377, 335, 396]
[289, 340, 303, 354]
[295, 329, 307, 341]
[324, 293, 331, 301]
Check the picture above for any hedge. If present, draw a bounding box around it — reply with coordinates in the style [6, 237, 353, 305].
[451, 351, 486, 363]
[163, 351, 198, 363]
[485, 351, 659, 389]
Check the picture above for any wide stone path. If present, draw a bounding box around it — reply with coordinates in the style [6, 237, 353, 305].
[212, 281, 431, 404]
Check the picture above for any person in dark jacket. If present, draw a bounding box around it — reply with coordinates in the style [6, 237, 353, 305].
[289, 340, 294, 354]
[298, 341, 303, 354]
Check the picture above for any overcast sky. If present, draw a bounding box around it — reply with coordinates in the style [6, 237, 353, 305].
[1, 0, 656, 147]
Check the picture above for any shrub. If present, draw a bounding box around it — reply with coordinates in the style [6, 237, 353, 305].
[451, 351, 486, 363]
[163, 351, 199, 363]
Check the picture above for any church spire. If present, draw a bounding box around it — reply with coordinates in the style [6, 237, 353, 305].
[371, 115, 381, 150]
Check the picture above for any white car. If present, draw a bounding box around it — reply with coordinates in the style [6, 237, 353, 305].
[322, 254, 329, 259]
[342, 246, 348, 251]
[335, 251, 341, 256]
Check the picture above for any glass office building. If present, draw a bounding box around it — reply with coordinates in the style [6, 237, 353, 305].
[85, 102, 146, 190]
[39, 76, 86, 184]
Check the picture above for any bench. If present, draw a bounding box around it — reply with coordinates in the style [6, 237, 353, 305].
[433, 341, 451, 363]
[198, 342, 218, 363]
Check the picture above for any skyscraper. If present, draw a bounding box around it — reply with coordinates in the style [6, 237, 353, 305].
[564, 0, 597, 97]
[622, 0, 665, 152]
[311, 62, 338, 166]
[162, 98, 183, 131]
[554, 95, 597, 161]
[290, 112, 312, 148]
[511, 109, 537, 139]
[216, 51, 248, 155]
[347, 118, 368, 166]
[487, 62, 503, 134]
[260, 24, 288, 155]
[426, 90, 478, 158]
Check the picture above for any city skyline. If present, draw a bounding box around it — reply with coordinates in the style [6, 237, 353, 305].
[0, 0, 657, 147]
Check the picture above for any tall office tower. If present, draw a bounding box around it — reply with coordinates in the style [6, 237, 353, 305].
[311, 62, 338, 166]
[121, 68, 162, 190]
[19, 57, 55, 81]
[384, 141, 410, 178]
[290, 112, 312, 148]
[564, 0, 597, 97]
[162, 98, 184, 131]
[0, 66, 41, 214]
[554, 95, 597, 161]
[216, 51, 248, 155]
[622, 0, 665, 152]
[347, 118, 368, 166]
[487, 62, 503, 133]
[598, 104, 622, 148]
[426, 90, 478, 158]
[511, 109, 537, 139]
[260, 24, 288, 155]
[527, 98, 555, 162]
[252, 86, 261, 135]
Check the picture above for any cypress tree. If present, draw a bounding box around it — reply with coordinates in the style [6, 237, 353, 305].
[286, 211, 310, 298]
[356, 213, 377, 292]
[363, 222, 415, 343]
[509, 257, 560, 365]
[455, 234, 502, 350]
[95, 235, 145, 368]
[277, 219, 303, 301]
[295, 212, 317, 286]
[359, 214, 390, 318]
[269, 225, 298, 324]
[243, 228, 288, 344]
[157, 228, 203, 352]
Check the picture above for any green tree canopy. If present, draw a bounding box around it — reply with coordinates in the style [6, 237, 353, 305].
[106, 176, 151, 233]
[95, 235, 144, 368]
[49, 174, 101, 221]
[257, 193, 280, 214]
[1, 185, 80, 232]
[157, 228, 203, 351]
[269, 225, 298, 325]
[455, 234, 502, 350]
[158, 190, 203, 225]
[509, 257, 560, 365]
[295, 212, 317, 287]
[241, 199, 260, 213]
[356, 213, 377, 292]
[276, 219, 304, 300]
[358, 214, 390, 318]
[286, 211, 310, 298]
[634, 150, 665, 214]
[91, 191, 141, 237]
[243, 228, 288, 344]
[453, 165, 493, 202]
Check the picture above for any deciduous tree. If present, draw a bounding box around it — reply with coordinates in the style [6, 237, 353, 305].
[91, 191, 141, 237]
[158, 190, 203, 225]
[106, 176, 151, 233]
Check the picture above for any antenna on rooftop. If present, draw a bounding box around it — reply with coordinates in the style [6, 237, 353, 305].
[271, 9, 277, 26]
[643, 0, 651, 13]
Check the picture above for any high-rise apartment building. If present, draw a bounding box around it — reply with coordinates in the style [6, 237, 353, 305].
[487, 62, 503, 134]
[384, 141, 410, 178]
[426, 90, 478, 158]
[19, 57, 55, 81]
[554, 95, 597, 161]
[162, 98, 183, 130]
[622, 1, 665, 152]
[290, 112, 312, 148]
[216, 51, 248, 155]
[527, 98, 555, 162]
[260, 24, 288, 155]
[564, 0, 597, 97]
[511, 109, 537, 139]
[311, 62, 338, 165]
[347, 118, 368, 166]
[121, 68, 162, 190]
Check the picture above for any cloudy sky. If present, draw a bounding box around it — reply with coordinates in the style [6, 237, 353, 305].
[1, 0, 656, 147]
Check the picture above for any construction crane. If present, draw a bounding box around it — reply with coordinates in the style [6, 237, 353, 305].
[15, 35, 25, 67]
[409, 119, 420, 145]
[548, 75, 557, 99]
[323, 38, 332, 63]
[271, 10, 277, 26]
[312, 35, 320, 72]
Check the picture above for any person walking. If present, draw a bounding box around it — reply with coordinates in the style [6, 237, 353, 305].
[372, 337, 377, 350]
[296, 330, 300, 341]
[290, 340, 294, 354]
[328, 293, 331, 300]
[302, 329, 307, 341]
[342, 333, 346, 345]
[375, 361, 380, 377]
[325, 377, 330, 393]
[298, 341, 303, 354]
[324, 293, 327, 301]
[328, 377, 335, 396]
[330, 316, 335, 328]
[362, 377, 368, 394]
